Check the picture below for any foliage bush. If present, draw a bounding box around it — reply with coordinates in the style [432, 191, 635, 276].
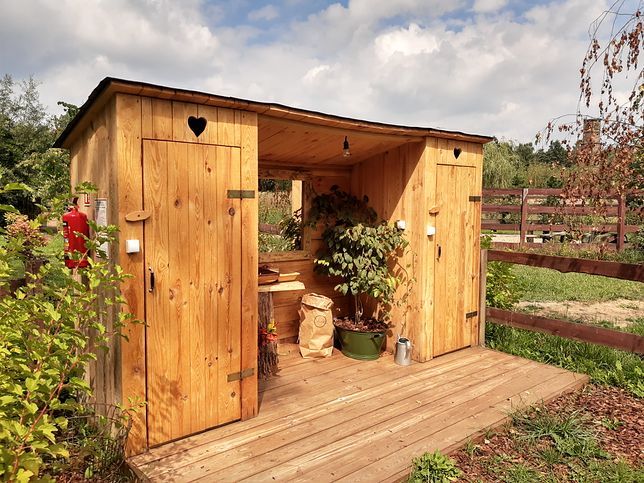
[309, 186, 409, 325]
[0, 184, 133, 481]
[481, 235, 522, 309]
[407, 450, 461, 483]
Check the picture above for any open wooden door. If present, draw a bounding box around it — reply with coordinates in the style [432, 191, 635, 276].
[433, 164, 478, 356]
[143, 140, 244, 446]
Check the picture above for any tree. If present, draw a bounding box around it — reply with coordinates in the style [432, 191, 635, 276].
[482, 140, 521, 188]
[542, 4, 643, 201]
[0, 75, 75, 217]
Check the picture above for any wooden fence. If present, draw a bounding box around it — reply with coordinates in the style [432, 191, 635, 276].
[482, 188, 643, 251]
[479, 249, 644, 355]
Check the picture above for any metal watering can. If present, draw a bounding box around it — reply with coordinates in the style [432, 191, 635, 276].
[394, 336, 412, 366]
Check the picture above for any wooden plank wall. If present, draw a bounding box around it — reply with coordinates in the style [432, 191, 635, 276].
[430, 138, 484, 349]
[264, 166, 353, 343]
[351, 138, 484, 361]
[69, 98, 121, 411]
[350, 141, 433, 360]
[72, 93, 258, 455]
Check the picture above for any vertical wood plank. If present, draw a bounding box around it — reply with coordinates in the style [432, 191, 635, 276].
[203, 143, 220, 426]
[520, 188, 528, 245]
[217, 108, 236, 146]
[173, 102, 199, 142]
[143, 140, 172, 447]
[230, 147, 242, 420]
[240, 111, 258, 419]
[114, 94, 147, 455]
[479, 249, 488, 347]
[197, 105, 219, 145]
[167, 141, 191, 439]
[188, 144, 206, 433]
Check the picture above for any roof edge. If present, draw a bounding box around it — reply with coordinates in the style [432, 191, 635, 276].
[54, 77, 495, 148]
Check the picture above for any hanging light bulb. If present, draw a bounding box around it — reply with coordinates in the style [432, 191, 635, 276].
[343, 136, 351, 157]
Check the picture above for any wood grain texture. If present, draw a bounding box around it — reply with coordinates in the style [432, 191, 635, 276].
[69, 97, 120, 415]
[113, 94, 147, 455]
[144, 141, 245, 447]
[129, 346, 588, 482]
[240, 111, 259, 420]
[350, 142, 431, 360]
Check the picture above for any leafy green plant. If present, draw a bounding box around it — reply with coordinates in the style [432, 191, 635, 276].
[0, 184, 135, 481]
[481, 236, 522, 309]
[408, 450, 461, 483]
[309, 186, 409, 325]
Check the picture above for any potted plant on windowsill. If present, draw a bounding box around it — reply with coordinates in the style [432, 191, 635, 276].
[309, 186, 409, 360]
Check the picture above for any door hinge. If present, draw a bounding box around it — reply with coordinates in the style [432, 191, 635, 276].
[227, 190, 255, 199]
[227, 367, 255, 382]
[468, 195, 481, 202]
[465, 311, 478, 319]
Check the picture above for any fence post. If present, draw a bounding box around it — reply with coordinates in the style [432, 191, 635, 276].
[519, 188, 528, 246]
[478, 248, 487, 347]
[617, 194, 626, 251]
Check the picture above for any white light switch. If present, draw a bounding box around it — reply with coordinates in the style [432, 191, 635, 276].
[125, 239, 140, 254]
[426, 225, 436, 236]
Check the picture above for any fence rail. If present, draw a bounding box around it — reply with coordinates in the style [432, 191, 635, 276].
[482, 188, 643, 251]
[480, 249, 644, 354]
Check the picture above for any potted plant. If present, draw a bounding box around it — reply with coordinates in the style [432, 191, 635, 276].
[309, 186, 409, 360]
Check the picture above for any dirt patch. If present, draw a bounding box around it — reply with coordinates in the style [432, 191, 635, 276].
[517, 298, 644, 327]
[453, 385, 644, 481]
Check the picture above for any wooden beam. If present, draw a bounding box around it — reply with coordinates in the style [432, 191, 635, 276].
[487, 307, 644, 354]
[478, 249, 487, 347]
[488, 250, 643, 282]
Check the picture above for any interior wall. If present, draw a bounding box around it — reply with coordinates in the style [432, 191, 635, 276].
[69, 97, 121, 411]
[350, 141, 434, 360]
[259, 166, 353, 342]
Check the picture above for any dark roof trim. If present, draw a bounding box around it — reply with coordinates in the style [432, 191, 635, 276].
[54, 77, 494, 148]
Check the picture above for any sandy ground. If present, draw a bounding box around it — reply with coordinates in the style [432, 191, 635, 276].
[517, 298, 644, 327]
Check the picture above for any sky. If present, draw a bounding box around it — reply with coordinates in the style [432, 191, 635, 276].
[0, 0, 631, 142]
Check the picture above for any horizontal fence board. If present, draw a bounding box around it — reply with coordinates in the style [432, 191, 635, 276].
[481, 222, 521, 231]
[488, 250, 644, 282]
[526, 205, 619, 215]
[482, 204, 521, 213]
[489, 242, 623, 251]
[487, 307, 644, 355]
[483, 189, 523, 196]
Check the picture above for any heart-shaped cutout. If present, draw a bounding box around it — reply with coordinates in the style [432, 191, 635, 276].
[188, 116, 207, 137]
[453, 147, 462, 159]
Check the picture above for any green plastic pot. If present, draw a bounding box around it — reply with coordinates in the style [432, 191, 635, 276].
[335, 325, 386, 360]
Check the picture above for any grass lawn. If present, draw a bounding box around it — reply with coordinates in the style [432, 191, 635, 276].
[513, 265, 644, 302]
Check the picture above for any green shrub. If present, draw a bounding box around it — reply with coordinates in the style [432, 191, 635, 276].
[408, 450, 461, 483]
[481, 236, 523, 309]
[0, 184, 134, 481]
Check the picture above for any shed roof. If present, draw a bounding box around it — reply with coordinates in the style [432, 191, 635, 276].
[54, 77, 494, 149]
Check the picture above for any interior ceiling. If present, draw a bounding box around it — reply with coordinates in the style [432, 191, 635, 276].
[258, 116, 424, 167]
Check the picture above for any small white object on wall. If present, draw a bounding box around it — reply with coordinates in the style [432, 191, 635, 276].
[125, 239, 141, 254]
[395, 220, 406, 230]
[426, 225, 436, 236]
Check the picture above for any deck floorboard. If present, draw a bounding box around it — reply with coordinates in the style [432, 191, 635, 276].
[130, 346, 588, 482]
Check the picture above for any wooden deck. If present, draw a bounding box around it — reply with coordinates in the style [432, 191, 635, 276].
[129, 345, 588, 482]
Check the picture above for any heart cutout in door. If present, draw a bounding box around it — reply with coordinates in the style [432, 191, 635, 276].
[453, 147, 462, 159]
[188, 116, 207, 137]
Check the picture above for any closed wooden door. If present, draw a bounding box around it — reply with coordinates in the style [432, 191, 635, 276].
[143, 140, 242, 446]
[433, 164, 477, 356]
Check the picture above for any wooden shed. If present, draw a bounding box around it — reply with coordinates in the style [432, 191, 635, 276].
[54, 77, 493, 456]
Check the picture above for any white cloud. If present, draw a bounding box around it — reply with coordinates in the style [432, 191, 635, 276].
[472, 0, 508, 13]
[0, 0, 612, 141]
[248, 5, 279, 22]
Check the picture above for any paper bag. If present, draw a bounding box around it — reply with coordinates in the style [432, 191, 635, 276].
[298, 293, 334, 358]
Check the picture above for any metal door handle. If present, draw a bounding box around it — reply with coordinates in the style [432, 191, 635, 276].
[148, 266, 155, 292]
